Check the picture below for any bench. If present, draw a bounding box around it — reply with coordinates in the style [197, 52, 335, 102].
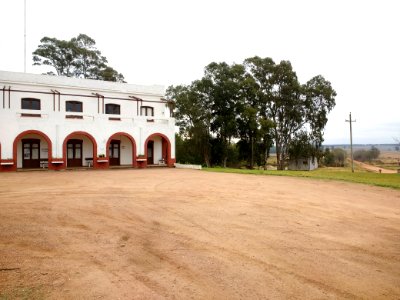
[40, 159, 48, 169]
[85, 157, 93, 167]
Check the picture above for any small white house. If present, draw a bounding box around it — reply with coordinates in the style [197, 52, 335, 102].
[0, 70, 175, 172]
[288, 157, 318, 171]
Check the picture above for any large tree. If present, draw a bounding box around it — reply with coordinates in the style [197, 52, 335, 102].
[166, 82, 212, 167]
[245, 56, 336, 169]
[201, 62, 245, 167]
[33, 34, 125, 82]
[170, 56, 336, 169]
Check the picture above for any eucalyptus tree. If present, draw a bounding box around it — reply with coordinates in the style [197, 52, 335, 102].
[33, 34, 125, 82]
[166, 82, 212, 166]
[33, 36, 76, 76]
[245, 56, 336, 169]
[201, 62, 246, 167]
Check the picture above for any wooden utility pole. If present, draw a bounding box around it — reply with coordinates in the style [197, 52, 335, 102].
[345, 112, 356, 173]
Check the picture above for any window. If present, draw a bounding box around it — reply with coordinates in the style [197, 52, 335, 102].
[66, 101, 83, 112]
[21, 98, 40, 110]
[105, 103, 120, 115]
[141, 106, 154, 116]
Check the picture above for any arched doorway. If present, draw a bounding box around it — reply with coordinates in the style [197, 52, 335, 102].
[63, 131, 97, 168]
[144, 133, 172, 167]
[106, 132, 137, 168]
[13, 130, 52, 170]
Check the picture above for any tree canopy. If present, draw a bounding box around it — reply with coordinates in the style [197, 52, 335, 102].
[32, 34, 125, 82]
[168, 56, 336, 169]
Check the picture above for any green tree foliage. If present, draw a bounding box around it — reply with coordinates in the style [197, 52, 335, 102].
[353, 146, 380, 162]
[202, 62, 245, 167]
[245, 56, 336, 169]
[169, 56, 336, 169]
[166, 83, 212, 166]
[323, 148, 347, 167]
[33, 34, 125, 82]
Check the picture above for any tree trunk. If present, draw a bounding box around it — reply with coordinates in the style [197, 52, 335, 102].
[250, 136, 254, 169]
[204, 153, 210, 168]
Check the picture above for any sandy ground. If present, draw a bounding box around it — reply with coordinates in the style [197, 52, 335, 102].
[353, 160, 397, 174]
[0, 169, 399, 299]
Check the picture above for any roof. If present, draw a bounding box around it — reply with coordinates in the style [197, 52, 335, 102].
[0, 70, 165, 96]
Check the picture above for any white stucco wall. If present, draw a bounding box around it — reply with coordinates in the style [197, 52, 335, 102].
[0, 71, 175, 165]
[119, 135, 133, 165]
[288, 158, 318, 171]
[153, 135, 163, 163]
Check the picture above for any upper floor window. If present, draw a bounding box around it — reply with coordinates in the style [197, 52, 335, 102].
[106, 103, 120, 115]
[66, 101, 83, 112]
[141, 106, 154, 116]
[21, 98, 40, 110]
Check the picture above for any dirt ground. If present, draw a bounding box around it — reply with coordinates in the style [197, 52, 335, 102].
[353, 160, 397, 174]
[0, 169, 399, 299]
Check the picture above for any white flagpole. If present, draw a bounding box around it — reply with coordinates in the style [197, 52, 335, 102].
[24, 0, 26, 73]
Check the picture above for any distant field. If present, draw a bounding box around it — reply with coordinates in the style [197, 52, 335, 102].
[204, 167, 400, 189]
[371, 151, 400, 170]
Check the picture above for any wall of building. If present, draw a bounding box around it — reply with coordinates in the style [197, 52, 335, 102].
[119, 135, 133, 166]
[0, 71, 176, 170]
[288, 158, 318, 171]
[16, 133, 49, 168]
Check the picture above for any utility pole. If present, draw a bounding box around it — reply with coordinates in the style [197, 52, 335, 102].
[345, 112, 356, 173]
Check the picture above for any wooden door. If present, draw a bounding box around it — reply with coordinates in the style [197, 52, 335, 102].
[147, 141, 154, 165]
[109, 140, 120, 166]
[67, 139, 83, 167]
[22, 139, 40, 168]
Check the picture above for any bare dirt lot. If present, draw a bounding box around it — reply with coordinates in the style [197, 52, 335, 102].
[1, 169, 399, 299]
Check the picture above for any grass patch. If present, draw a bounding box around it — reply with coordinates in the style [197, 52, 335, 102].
[203, 167, 400, 189]
[0, 286, 44, 300]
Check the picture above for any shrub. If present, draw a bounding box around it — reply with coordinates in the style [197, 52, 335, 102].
[323, 148, 347, 167]
[353, 146, 380, 162]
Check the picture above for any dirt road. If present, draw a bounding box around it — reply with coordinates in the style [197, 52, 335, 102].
[0, 169, 399, 299]
[353, 160, 397, 174]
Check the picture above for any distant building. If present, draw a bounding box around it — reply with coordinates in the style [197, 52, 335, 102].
[288, 157, 318, 171]
[0, 71, 175, 172]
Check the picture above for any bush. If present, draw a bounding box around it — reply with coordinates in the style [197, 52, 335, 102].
[353, 146, 380, 162]
[323, 148, 347, 167]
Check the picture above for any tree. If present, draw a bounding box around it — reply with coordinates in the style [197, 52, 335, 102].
[33, 34, 125, 82]
[323, 148, 347, 167]
[202, 62, 245, 167]
[245, 56, 336, 170]
[353, 146, 380, 162]
[166, 82, 212, 167]
[33, 37, 76, 76]
[170, 56, 336, 169]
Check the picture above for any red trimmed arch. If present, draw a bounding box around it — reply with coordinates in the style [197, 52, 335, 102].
[12, 130, 53, 171]
[106, 132, 137, 168]
[63, 131, 98, 168]
[144, 132, 174, 167]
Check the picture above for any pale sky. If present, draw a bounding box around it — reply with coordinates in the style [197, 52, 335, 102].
[0, 0, 399, 144]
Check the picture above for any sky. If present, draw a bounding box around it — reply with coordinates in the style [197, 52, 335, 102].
[0, 0, 399, 145]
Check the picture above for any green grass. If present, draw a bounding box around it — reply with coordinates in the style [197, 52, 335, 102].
[0, 286, 44, 300]
[203, 167, 400, 189]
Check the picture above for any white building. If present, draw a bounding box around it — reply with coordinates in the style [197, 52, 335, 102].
[288, 157, 318, 171]
[0, 70, 175, 172]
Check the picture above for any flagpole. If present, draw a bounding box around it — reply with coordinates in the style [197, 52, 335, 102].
[24, 0, 26, 73]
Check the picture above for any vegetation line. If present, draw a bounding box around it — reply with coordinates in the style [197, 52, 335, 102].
[202, 167, 400, 190]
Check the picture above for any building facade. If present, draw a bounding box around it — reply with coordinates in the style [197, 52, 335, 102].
[0, 71, 175, 172]
[288, 157, 318, 171]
